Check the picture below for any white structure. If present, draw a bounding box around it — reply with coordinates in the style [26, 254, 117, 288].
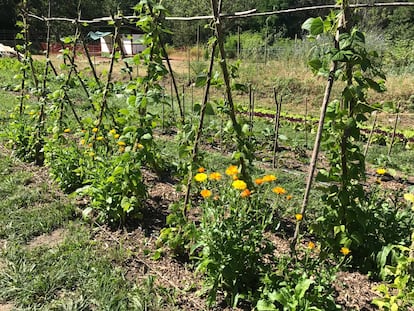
[100, 34, 144, 56]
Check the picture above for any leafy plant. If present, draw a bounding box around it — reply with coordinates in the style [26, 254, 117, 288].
[191, 167, 285, 307]
[257, 249, 340, 311]
[373, 191, 414, 310]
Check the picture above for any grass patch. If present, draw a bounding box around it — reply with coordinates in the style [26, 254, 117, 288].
[0, 151, 176, 310]
[0, 153, 74, 243]
[0, 223, 172, 310]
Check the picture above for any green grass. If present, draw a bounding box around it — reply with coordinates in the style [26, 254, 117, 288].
[1, 224, 172, 310]
[0, 152, 175, 310]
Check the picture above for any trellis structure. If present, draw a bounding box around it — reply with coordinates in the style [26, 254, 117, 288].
[17, 0, 414, 246]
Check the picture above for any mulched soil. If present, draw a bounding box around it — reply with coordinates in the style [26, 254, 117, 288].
[2, 144, 413, 310]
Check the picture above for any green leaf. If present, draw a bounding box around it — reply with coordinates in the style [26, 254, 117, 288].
[205, 103, 215, 115]
[334, 225, 345, 237]
[295, 278, 313, 299]
[151, 250, 162, 260]
[141, 133, 152, 140]
[256, 300, 277, 311]
[232, 83, 248, 93]
[308, 59, 322, 72]
[302, 17, 324, 35]
[195, 73, 207, 87]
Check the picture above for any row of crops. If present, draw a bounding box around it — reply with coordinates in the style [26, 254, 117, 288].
[2, 0, 413, 309]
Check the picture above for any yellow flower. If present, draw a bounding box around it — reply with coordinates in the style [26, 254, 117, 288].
[96, 136, 104, 141]
[376, 168, 386, 175]
[136, 143, 144, 150]
[209, 172, 222, 181]
[404, 193, 414, 204]
[119, 146, 125, 153]
[200, 189, 212, 199]
[109, 129, 116, 135]
[89, 151, 95, 157]
[240, 189, 251, 198]
[286, 195, 293, 200]
[92, 127, 98, 133]
[273, 186, 287, 195]
[295, 213, 303, 221]
[232, 180, 247, 190]
[194, 173, 208, 182]
[225, 165, 239, 176]
[307, 241, 315, 250]
[232, 175, 239, 180]
[117, 141, 126, 147]
[255, 178, 264, 185]
[198, 167, 205, 173]
[80, 139, 86, 145]
[63, 128, 71, 133]
[114, 134, 120, 139]
[340, 247, 351, 256]
[262, 174, 277, 182]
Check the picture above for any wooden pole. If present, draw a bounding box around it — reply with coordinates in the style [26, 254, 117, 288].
[304, 96, 308, 148]
[364, 112, 378, 158]
[183, 40, 218, 212]
[388, 102, 401, 156]
[211, 0, 251, 184]
[272, 88, 282, 168]
[291, 3, 345, 252]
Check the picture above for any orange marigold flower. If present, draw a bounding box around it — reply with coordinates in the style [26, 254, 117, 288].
[241, 189, 251, 198]
[262, 174, 277, 182]
[232, 180, 247, 190]
[198, 167, 205, 173]
[376, 168, 386, 175]
[404, 193, 414, 203]
[307, 241, 315, 250]
[273, 186, 287, 195]
[194, 173, 208, 182]
[200, 189, 212, 199]
[225, 165, 239, 176]
[209, 172, 222, 181]
[295, 213, 303, 221]
[340, 247, 351, 256]
[255, 178, 264, 185]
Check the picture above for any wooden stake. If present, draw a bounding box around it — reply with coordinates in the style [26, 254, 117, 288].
[272, 88, 282, 168]
[364, 112, 378, 158]
[388, 102, 401, 156]
[183, 40, 218, 213]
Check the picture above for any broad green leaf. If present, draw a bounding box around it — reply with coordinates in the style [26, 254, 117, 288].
[256, 300, 277, 311]
[302, 17, 324, 35]
[295, 278, 313, 299]
[141, 133, 152, 140]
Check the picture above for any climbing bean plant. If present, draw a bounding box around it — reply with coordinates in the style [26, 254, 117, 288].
[8, 0, 173, 225]
[302, 0, 413, 272]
